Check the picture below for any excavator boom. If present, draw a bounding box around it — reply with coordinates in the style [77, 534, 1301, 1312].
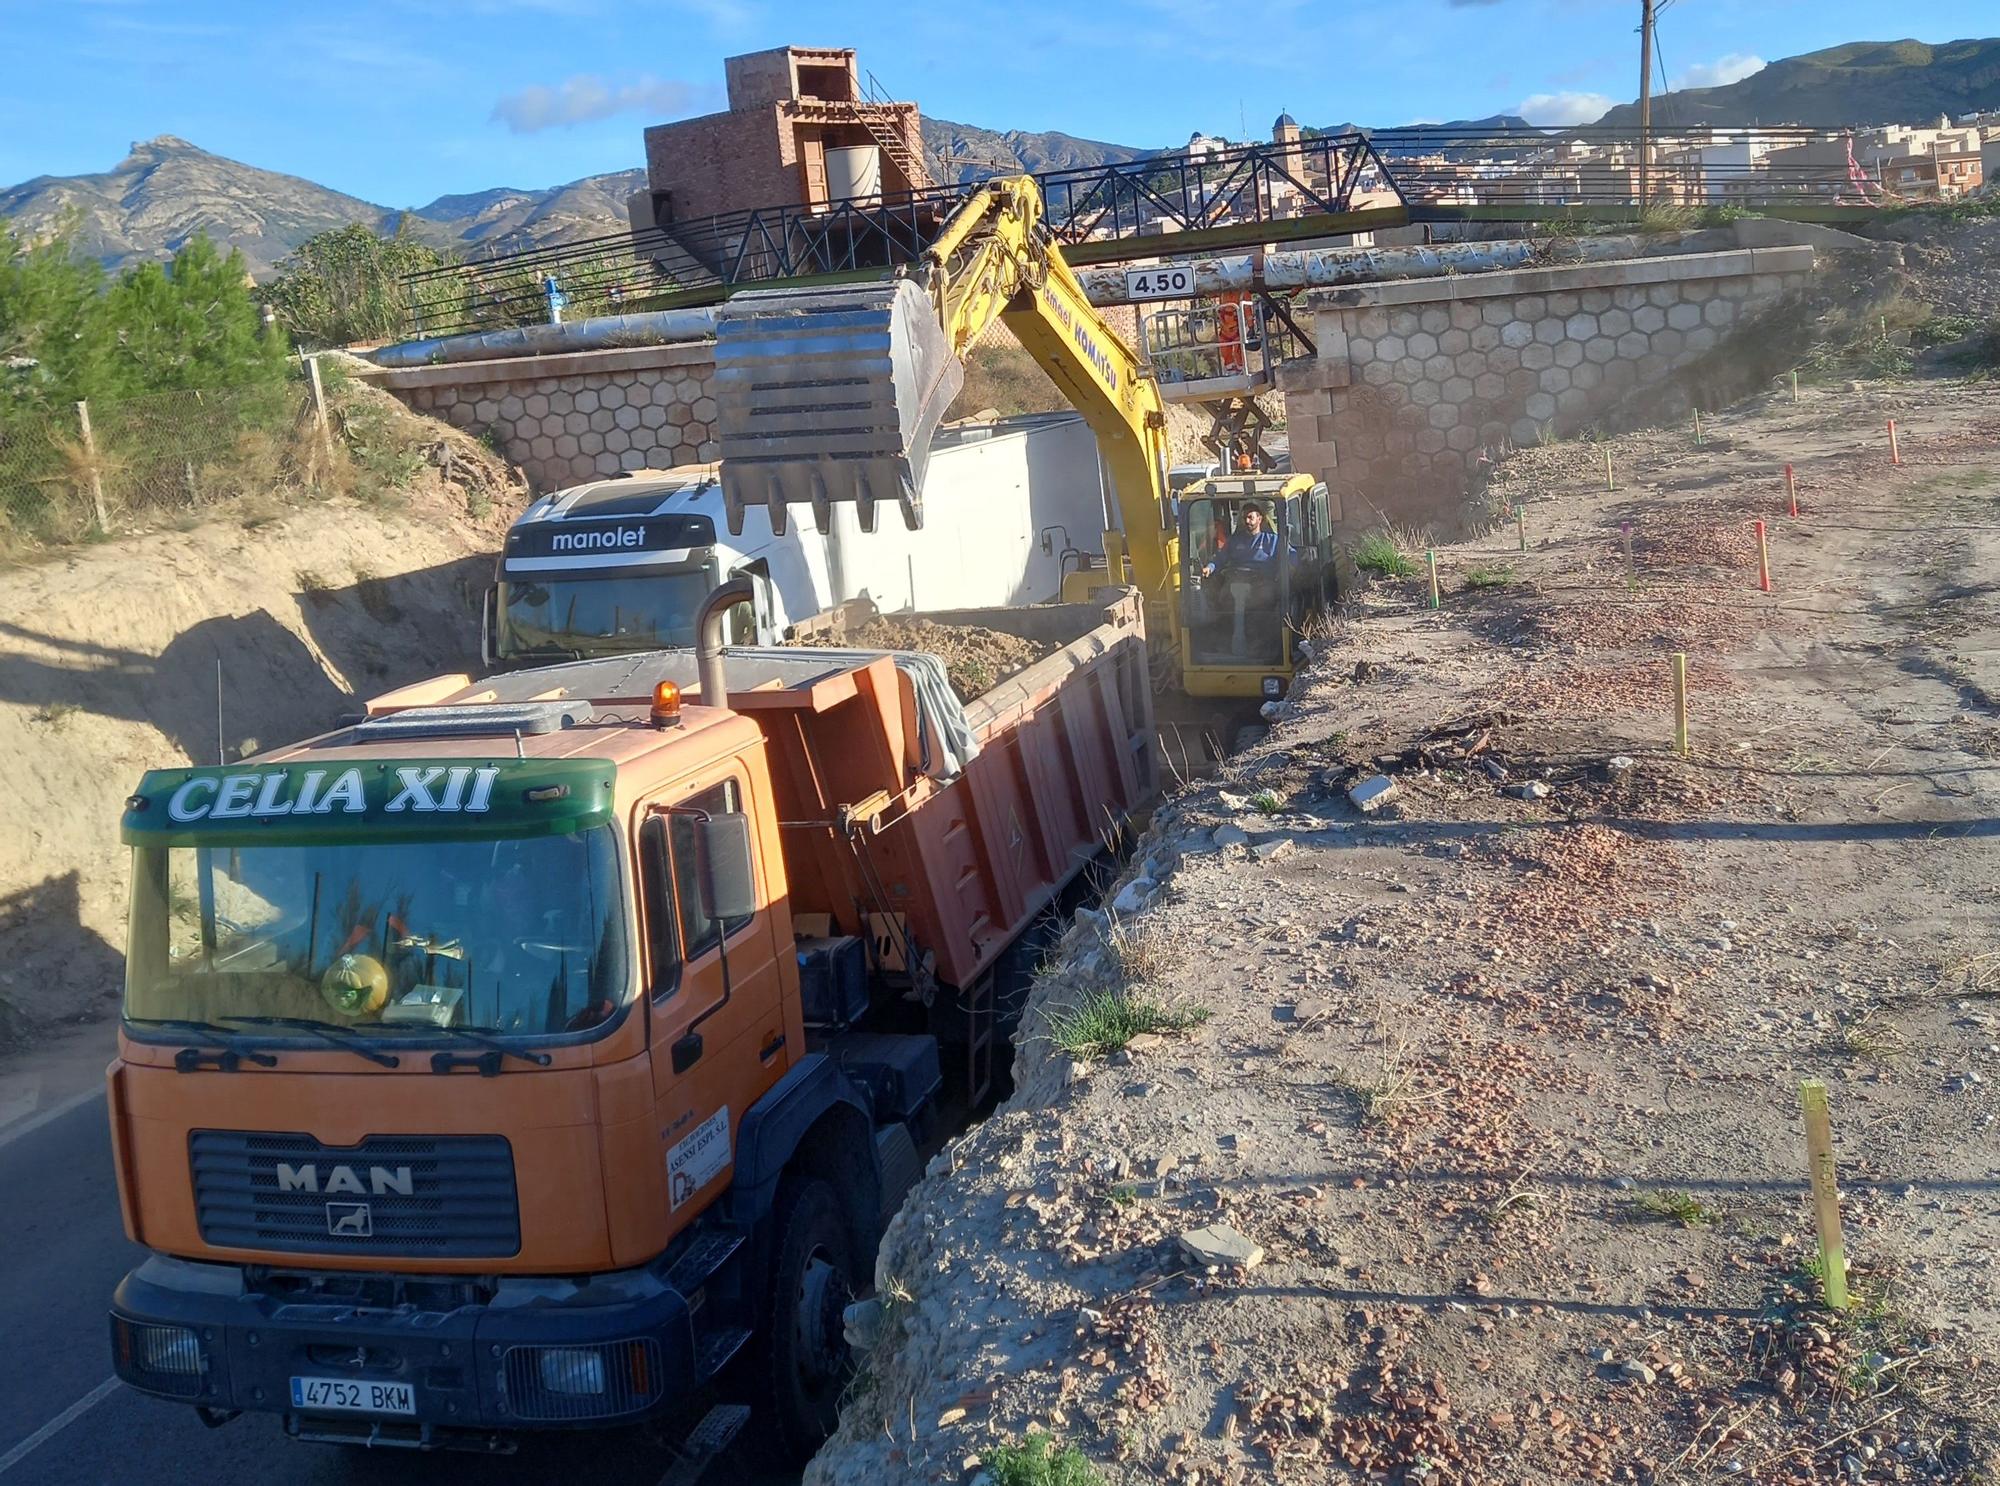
[709, 177, 1176, 601]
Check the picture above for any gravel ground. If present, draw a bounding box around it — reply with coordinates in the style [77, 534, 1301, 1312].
[806, 377, 2000, 1486]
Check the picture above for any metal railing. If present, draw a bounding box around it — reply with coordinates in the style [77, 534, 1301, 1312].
[399, 124, 1890, 341]
[399, 132, 1396, 339]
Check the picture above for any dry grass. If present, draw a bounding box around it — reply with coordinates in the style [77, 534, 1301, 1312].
[1831, 1009, 1910, 1062]
[1333, 1022, 1436, 1128]
[1928, 949, 2000, 999]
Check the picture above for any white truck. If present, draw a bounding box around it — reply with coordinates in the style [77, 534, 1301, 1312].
[484, 411, 1110, 665]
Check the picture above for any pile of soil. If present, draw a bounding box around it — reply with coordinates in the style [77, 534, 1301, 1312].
[1866, 212, 2000, 321]
[796, 615, 1053, 703]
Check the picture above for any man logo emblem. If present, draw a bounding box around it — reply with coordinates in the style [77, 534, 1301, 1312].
[326, 1202, 373, 1238]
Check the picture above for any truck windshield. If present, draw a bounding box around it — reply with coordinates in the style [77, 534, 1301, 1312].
[123, 827, 629, 1043]
[498, 571, 714, 658]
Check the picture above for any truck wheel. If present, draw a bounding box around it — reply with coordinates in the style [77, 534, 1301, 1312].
[757, 1177, 856, 1464]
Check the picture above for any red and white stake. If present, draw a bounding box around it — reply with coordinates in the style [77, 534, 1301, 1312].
[1754, 519, 1772, 593]
[1887, 419, 1903, 466]
[1785, 463, 1798, 517]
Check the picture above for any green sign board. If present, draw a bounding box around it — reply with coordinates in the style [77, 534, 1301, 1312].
[122, 758, 618, 846]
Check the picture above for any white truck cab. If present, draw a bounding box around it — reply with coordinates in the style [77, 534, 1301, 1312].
[486, 413, 1111, 668]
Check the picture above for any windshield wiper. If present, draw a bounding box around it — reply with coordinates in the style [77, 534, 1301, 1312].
[422, 1026, 553, 1076]
[507, 644, 586, 662]
[127, 1017, 281, 1073]
[216, 1015, 401, 1068]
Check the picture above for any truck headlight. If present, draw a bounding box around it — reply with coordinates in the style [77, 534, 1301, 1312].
[139, 1324, 204, 1376]
[538, 1348, 606, 1396]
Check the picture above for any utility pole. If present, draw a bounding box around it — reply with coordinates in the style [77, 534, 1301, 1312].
[1636, 0, 1655, 207]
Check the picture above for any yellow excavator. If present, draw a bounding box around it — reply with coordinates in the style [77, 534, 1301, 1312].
[710, 176, 1334, 701]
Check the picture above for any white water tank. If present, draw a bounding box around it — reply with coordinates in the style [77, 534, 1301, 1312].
[825, 144, 883, 204]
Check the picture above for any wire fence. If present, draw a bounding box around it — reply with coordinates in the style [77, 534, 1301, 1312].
[0, 375, 323, 547]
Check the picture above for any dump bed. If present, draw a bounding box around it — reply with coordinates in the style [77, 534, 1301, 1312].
[771, 589, 1156, 992]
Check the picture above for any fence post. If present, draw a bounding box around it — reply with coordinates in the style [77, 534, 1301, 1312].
[74, 400, 110, 532]
[305, 356, 334, 467]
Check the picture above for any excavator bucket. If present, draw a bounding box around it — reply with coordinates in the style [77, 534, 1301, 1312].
[713, 279, 964, 536]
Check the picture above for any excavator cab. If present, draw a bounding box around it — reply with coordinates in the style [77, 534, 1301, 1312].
[1175, 472, 1323, 699]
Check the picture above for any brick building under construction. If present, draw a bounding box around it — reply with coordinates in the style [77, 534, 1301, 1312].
[637, 46, 932, 230]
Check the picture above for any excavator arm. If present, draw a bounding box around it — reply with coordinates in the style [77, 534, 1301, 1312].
[711, 177, 1177, 602]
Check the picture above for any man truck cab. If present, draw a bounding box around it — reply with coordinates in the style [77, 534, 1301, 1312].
[106, 586, 1156, 1466]
[1177, 472, 1334, 699]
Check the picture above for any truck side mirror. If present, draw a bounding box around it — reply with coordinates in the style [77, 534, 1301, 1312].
[480, 586, 498, 669]
[698, 813, 757, 922]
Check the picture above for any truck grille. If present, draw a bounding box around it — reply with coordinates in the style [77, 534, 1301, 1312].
[188, 1131, 520, 1258]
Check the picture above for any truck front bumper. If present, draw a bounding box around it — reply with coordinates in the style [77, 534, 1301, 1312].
[110, 1253, 698, 1446]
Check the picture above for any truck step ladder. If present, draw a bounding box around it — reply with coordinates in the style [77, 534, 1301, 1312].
[666, 1231, 745, 1299]
[964, 973, 995, 1108]
[693, 1324, 753, 1381]
[656, 1403, 752, 1486]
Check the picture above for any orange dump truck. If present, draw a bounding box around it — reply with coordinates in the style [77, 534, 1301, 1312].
[106, 584, 1153, 1462]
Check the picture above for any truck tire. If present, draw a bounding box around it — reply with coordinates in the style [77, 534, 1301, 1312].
[756, 1177, 857, 1464]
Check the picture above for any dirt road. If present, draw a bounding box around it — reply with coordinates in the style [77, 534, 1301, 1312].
[808, 378, 2000, 1485]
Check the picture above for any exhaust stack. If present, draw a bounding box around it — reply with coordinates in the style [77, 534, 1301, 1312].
[713, 279, 963, 536]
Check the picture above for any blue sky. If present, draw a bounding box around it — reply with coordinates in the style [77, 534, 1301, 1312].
[2, 0, 1994, 206]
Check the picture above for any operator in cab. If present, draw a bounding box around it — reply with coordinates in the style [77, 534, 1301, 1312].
[1201, 503, 1285, 578]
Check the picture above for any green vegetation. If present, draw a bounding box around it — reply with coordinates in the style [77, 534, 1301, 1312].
[1047, 985, 1209, 1059]
[1352, 530, 1419, 578]
[987, 1435, 1104, 1486]
[2, 219, 304, 544]
[1249, 789, 1283, 815]
[1462, 565, 1515, 590]
[1628, 1189, 1724, 1228]
[267, 222, 458, 350]
[1634, 202, 1752, 234]
[2, 219, 286, 415]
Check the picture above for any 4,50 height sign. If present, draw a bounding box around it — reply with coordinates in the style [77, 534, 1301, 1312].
[1123, 265, 1196, 302]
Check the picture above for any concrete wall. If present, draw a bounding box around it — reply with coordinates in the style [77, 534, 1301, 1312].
[1281, 245, 1815, 533]
[374, 343, 718, 494]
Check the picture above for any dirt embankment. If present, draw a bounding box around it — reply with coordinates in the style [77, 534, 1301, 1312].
[0, 393, 524, 1048]
[808, 380, 2000, 1486]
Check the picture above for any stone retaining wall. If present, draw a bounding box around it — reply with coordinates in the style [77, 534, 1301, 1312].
[371, 342, 718, 493]
[1280, 245, 1815, 533]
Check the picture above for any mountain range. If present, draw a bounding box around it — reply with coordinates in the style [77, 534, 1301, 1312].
[1593, 38, 2000, 129]
[0, 135, 650, 277]
[2, 37, 1993, 278]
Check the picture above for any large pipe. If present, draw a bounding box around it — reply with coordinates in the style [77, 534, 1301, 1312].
[695, 578, 754, 709]
[370, 305, 720, 370]
[1074, 234, 1659, 306]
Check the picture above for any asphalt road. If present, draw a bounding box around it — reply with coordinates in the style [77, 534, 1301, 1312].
[0, 1090, 776, 1486]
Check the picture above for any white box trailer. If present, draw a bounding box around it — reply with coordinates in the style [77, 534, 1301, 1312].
[485, 412, 1109, 665]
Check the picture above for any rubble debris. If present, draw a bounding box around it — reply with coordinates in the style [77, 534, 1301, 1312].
[1178, 1223, 1264, 1270]
[1348, 775, 1398, 813]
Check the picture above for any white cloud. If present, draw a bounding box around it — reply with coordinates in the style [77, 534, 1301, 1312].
[1516, 91, 1614, 127]
[1672, 53, 1766, 91]
[491, 74, 711, 133]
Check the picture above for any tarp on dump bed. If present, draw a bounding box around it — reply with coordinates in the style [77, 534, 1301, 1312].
[729, 646, 978, 780]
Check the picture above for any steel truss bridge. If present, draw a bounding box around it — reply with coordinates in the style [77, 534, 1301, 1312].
[399, 126, 1881, 341]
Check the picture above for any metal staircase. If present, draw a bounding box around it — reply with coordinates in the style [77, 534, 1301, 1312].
[860, 71, 941, 192]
